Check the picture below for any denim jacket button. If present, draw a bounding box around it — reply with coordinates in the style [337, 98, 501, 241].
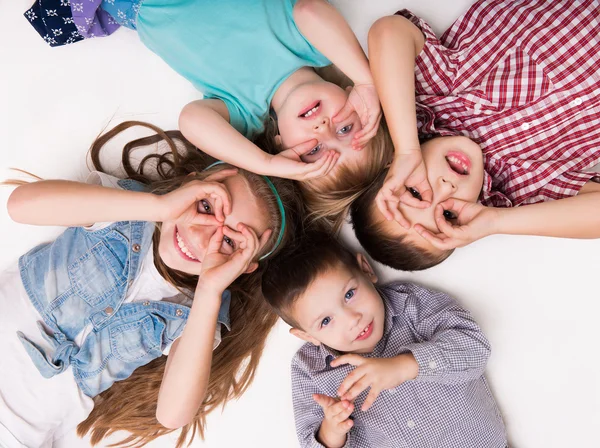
[142, 301, 150, 306]
[132, 244, 141, 252]
[175, 309, 183, 317]
[104, 306, 114, 315]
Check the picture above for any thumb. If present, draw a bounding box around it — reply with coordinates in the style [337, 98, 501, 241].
[333, 99, 355, 124]
[312, 393, 335, 409]
[290, 139, 319, 157]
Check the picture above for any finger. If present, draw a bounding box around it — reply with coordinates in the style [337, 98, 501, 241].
[330, 354, 364, 368]
[398, 190, 431, 209]
[196, 182, 232, 215]
[353, 115, 380, 146]
[342, 377, 371, 401]
[305, 150, 338, 179]
[213, 196, 224, 223]
[361, 387, 381, 412]
[237, 223, 259, 256]
[206, 226, 225, 254]
[332, 101, 355, 124]
[414, 225, 457, 250]
[190, 213, 221, 227]
[291, 139, 320, 157]
[433, 205, 460, 238]
[222, 226, 247, 248]
[312, 393, 336, 410]
[337, 370, 366, 398]
[375, 191, 394, 221]
[389, 201, 410, 230]
[331, 401, 354, 423]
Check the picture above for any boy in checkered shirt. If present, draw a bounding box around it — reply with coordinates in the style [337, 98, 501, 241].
[349, 1, 600, 271]
[262, 232, 507, 448]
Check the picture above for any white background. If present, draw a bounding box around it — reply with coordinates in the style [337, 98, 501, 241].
[1, 0, 599, 447]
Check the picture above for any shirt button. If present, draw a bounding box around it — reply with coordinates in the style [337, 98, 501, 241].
[572, 97, 583, 106]
[407, 420, 416, 428]
[428, 360, 437, 369]
[175, 309, 183, 317]
[521, 122, 530, 131]
[473, 103, 482, 113]
[388, 388, 396, 395]
[104, 306, 114, 315]
[132, 243, 141, 253]
[142, 301, 150, 306]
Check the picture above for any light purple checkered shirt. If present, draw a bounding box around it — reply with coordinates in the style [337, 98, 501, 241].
[291, 282, 507, 448]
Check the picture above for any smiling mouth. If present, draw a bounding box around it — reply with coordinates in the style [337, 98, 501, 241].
[174, 227, 200, 262]
[298, 101, 321, 118]
[355, 321, 373, 341]
[445, 151, 471, 175]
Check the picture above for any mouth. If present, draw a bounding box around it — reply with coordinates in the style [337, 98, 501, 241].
[354, 321, 374, 341]
[298, 100, 321, 119]
[174, 226, 201, 263]
[445, 151, 471, 175]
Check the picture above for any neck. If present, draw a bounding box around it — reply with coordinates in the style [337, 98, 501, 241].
[271, 67, 323, 114]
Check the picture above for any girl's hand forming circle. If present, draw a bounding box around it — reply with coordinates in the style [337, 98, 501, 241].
[197, 224, 272, 296]
[414, 199, 497, 249]
[157, 169, 237, 224]
[270, 140, 339, 181]
[376, 151, 433, 229]
[333, 84, 382, 150]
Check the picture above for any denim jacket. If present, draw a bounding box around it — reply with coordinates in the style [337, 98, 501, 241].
[16, 179, 231, 397]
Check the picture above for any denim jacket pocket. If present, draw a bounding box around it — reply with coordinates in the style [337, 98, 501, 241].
[68, 231, 128, 307]
[110, 315, 162, 362]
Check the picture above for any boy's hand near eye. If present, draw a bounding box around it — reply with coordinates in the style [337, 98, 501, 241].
[333, 84, 382, 150]
[414, 198, 498, 249]
[313, 393, 354, 448]
[331, 353, 418, 411]
[269, 140, 339, 181]
[376, 152, 433, 228]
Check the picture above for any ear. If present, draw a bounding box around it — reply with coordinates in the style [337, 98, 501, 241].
[274, 135, 283, 147]
[290, 328, 321, 346]
[244, 262, 259, 274]
[356, 253, 378, 283]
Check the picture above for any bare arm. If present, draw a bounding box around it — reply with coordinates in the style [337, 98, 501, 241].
[156, 285, 221, 429]
[293, 0, 372, 85]
[368, 15, 424, 154]
[179, 99, 273, 175]
[7, 180, 160, 226]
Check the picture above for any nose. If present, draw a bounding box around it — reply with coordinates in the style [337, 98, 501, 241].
[434, 176, 457, 203]
[347, 308, 362, 332]
[313, 117, 330, 133]
[186, 224, 217, 257]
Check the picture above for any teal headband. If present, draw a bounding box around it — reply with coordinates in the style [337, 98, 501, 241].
[203, 161, 286, 260]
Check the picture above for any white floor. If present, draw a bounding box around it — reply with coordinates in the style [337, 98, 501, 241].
[1, 0, 599, 447]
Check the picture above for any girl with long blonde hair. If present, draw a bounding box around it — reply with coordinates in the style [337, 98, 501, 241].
[0, 121, 302, 448]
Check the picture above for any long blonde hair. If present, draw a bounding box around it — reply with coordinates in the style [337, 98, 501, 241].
[76, 121, 303, 447]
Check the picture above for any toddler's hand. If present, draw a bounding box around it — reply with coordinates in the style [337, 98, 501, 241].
[270, 139, 339, 181]
[157, 169, 238, 224]
[414, 198, 497, 249]
[313, 393, 354, 448]
[376, 151, 432, 228]
[333, 84, 382, 150]
[331, 353, 418, 411]
[197, 224, 271, 295]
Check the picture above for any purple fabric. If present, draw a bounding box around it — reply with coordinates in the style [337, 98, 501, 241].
[70, 0, 120, 38]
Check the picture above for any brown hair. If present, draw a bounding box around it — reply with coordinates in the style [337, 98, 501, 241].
[254, 66, 394, 233]
[350, 168, 453, 271]
[262, 230, 360, 328]
[76, 121, 303, 447]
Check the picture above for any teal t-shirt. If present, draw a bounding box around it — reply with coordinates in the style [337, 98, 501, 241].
[136, 0, 331, 137]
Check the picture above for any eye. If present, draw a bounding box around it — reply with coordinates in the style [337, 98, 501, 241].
[321, 316, 331, 328]
[197, 199, 212, 214]
[223, 235, 235, 249]
[443, 210, 457, 221]
[344, 289, 355, 301]
[307, 143, 322, 156]
[337, 124, 353, 135]
[408, 187, 422, 201]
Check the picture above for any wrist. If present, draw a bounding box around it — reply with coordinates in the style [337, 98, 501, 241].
[482, 206, 502, 236]
[317, 421, 347, 448]
[396, 353, 419, 382]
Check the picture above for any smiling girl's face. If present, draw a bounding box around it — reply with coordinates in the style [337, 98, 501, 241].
[158, 173, 270, 275]
[275, 80, 372, 171]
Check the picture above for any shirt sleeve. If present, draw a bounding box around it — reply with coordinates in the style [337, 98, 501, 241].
[395, 284, 491, 385]
[83, 171, 123, 231]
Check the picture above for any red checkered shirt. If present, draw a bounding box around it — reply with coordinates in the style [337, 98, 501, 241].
[398, 0, 600, 207]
